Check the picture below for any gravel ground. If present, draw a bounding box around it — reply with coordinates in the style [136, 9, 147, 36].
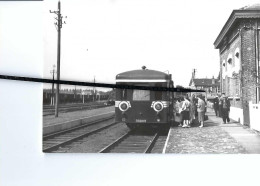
[165, 111, 247, 154]
[43, 106, 114, 126]
[66, 122, 129, 153]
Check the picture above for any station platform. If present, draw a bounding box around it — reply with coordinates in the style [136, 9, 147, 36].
[43, 106, 115, 135]
[165, 109, 260, 154]
[43, 106, 114, 126]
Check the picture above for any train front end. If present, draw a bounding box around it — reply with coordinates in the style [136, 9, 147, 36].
[115, 68, 173, 129]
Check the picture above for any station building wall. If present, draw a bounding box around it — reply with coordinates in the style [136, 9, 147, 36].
[240, 27, 257, 105]
[218, 19, 260, 125]
[219, 33, 242, 109]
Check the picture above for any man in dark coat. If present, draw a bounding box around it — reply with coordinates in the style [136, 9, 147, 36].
[219, 93, 230, 124]
[213, 96, 219, 116]
[218, 94, 223, 117]
[193, 94, 198, 118]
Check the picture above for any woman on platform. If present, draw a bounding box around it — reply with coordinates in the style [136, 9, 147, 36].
[197, 95, 206, 128]
[181, 96, 191, 128]
[189, 94, 196, 126]
[174, 98, 182, 126]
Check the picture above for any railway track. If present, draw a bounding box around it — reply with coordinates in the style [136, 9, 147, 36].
[43, 116, 116, 152]
[43, 104, 109, 116]
[43, 102, 104, 109]
[99, 128, 169, 153]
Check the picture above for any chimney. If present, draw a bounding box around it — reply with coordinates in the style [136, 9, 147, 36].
[192, 69, 196, 79]
[212, 76, 215, 84]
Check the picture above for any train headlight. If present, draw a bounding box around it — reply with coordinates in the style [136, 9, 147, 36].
[155, 103, 162, 111]
[153, 101, 163, 112]
[119, 101, 129, 112]
[121, 103, 127, 110]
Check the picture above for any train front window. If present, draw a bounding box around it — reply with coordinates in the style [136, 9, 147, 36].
[154, 83, 162, 100]
[155, 91, 162, 100]
[133, 90, 150, 101]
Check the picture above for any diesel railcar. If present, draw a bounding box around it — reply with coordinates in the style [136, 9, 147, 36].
[115, 67, 174, 129]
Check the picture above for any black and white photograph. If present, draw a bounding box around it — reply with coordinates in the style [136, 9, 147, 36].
[41, 0, 260, 154]
[1, 0, 260, 185]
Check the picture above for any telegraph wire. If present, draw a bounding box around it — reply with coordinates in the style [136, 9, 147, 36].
[0, 74, 204, 93]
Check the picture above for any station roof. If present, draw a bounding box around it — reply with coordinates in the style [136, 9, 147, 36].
[240, 4, 260, 10]
[214, 4, 260, 49]
[116, 69, 170, 82]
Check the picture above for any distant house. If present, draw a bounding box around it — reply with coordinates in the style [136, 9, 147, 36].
[189, 77, 220, 97]
[82, 89, 92, 95]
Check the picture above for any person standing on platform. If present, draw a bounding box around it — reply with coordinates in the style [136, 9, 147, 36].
[213, 95, 219, 116]
[193, 94, 198, 120]
[219, 94, 223, 117]
[181, 96, 191, 128]
[197, 95, 206, 128]
[189, 94, 196, 126]
[202, 95, 207, 113]
[178, 97, 184, 127]
[174, 98, 182, 126]
[220, 93, 230, 124]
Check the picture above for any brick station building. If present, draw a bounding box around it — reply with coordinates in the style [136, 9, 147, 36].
[214, 4, 260, 125]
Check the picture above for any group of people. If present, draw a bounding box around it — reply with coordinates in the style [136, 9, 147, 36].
[174, 94, 207, 128]
[213, 93, 231, 124]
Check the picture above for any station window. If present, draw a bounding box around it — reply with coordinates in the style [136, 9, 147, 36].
[234, 52, 239, 68]
[155, 90, 162, 100]
[234, 48, 241, 72]
[222, 62, 226, 72]
[228, 58, 232, 65]
[235, 52, 239, 58]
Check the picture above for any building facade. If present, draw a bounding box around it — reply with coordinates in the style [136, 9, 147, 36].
[189, 77, 220, 98]
[214, 5, 260, 125]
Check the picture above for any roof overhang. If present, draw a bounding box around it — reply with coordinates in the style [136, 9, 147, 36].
[214, 9, 260, 49]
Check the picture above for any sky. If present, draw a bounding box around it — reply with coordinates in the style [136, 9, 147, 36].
[43, 0, 260, 90]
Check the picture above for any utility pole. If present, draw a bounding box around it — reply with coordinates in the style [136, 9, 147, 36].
[74, 85, 76, 100]
[192, 68, 197, 79]
[82, 90, 85, 104]
[50, 65, 56, 105]
[93, 76, 95, 102]
[50, 1, 66, 117]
